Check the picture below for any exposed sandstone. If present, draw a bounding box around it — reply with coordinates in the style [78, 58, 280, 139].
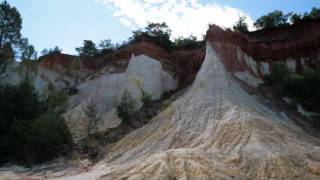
[64, 54, 177, 139]
[207, 20, 320, 78]
[53, 43, 320, 180]
[308, 160, 320, 175]
[0, 61, 76, 94]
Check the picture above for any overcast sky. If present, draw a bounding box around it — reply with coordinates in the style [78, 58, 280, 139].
[5, 0, 320, 54]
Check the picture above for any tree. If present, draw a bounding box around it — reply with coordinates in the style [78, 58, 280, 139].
[0, 1, 22, 59]
[116, 90, 137, 126]
[21, 45, 37, 60]
[0, 42, 14, 61]
[41, 46, 62, 56]
[145, 22, 171, 37]
[146, 22, 172, 49]
[46, 82, 69, 113]
[0, 78, 72, 165]
[99, 39, 114, 54]
[308, 7, 320, 19]
[52, 46, 62, 53]
[131, 22, 173, 50]
[254, 10, 290, 29]
[264, 63, 289, 86]
[0, 1, 22, 49]
[136, 81, 152, 105]
[233, 16, 249, 33]
[0, 77, 44, 138]
[20, 38, 37, 60]
[76, 40, 98, 57]
[303, 7, 320, 19]
[290, 13, 302, 24]
[174, 35, 202, 50]
[99, 39, 112, 49]
[83, 100, 100, 134]
[41, 48, 49, 56]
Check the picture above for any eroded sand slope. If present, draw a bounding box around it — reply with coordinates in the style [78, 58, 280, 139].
[59, 43, 320, 180]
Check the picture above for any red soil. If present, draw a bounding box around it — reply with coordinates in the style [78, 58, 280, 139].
[206, 19, 320, 74]
[39, 20, 320, 87]
[38, 40, 205, 88]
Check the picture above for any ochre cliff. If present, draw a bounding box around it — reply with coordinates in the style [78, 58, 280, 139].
[207, 19, 320, 78]
[38, 40, 204, 88]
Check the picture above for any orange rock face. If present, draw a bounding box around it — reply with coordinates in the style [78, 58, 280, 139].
[207, 19, 320, 76]
[38, 40, 205, 88]
[38, 20, 320, 89]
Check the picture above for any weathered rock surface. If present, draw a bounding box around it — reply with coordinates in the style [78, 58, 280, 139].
[54, 43, 320, 179]
[207, 20, 320, 78]
[0, 61, 75, 94]
[64, 54, 177, 139]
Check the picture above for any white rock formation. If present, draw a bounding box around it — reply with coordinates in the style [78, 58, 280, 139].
[244, 54, 259, 76]
[234, 71, 263, 87]
[125, 54, 176, 107]
[64, 54, 177, 139]
[57, 42, 320, 179]
[0, 62, 75, 95]
[36, 66, 76, 92]
[235, 47, 263, 87]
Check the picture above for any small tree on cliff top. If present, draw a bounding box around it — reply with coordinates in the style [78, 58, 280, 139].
[254, 10, 290, 29]
[132, 22, 173, 50]
[233, 16, 249, 33]
[76, 40, 98, 57]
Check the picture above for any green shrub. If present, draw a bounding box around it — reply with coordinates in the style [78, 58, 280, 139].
[0, 112, 72, 164]
[264, 63, 289, 87]
[174, 36, 202, 50]
[0, 78, 72, 165]
[263, 74, 273, 86]
[46, 82, 69, 113]
[131, 22, 173, 50]
[135, 81, 152, 105]
[140, 89, 152, 105]
[233, 16, 249, 33]
[254, 10, 290, 29]
[41, 46, 62, 56]
[0, 78, 44, 137]
[31, 112, 72, 163]
[116, 90, 137, 125]
[83, 100, 100, 134]
[76, 40, 98, 57]
[266, 65, 320, 112]
[271, 63, 289, 84]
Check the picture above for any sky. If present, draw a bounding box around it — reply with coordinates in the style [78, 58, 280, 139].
[4, 0, 320, 55]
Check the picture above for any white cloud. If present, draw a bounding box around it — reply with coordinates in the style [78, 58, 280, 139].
[96, 0, 254, 39]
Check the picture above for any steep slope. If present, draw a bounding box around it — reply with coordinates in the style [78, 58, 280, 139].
[57, 43, 320, 179]
[64, 54, 177, 139]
